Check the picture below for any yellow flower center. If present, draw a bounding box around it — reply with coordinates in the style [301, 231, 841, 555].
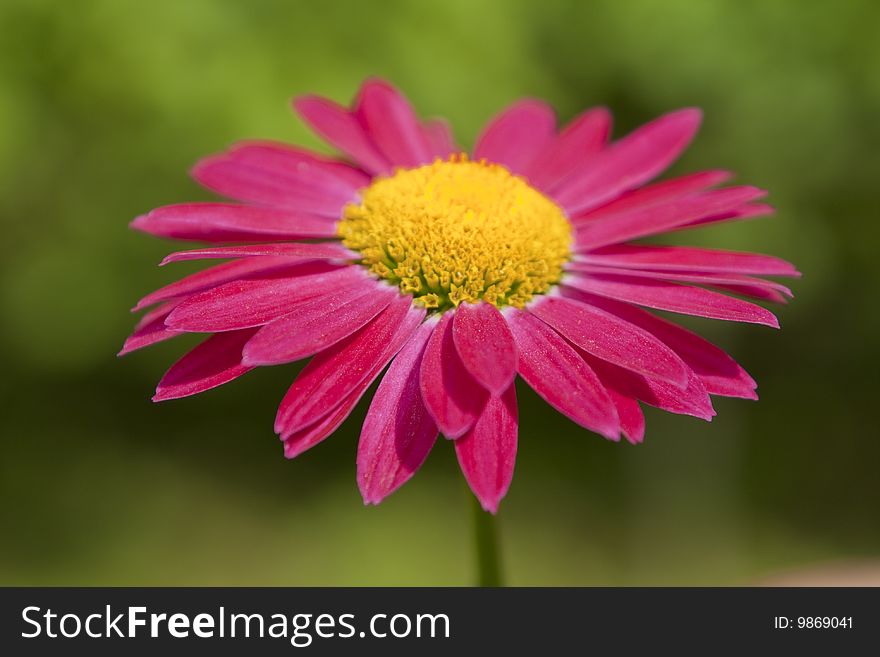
[338, 155, 572, 311]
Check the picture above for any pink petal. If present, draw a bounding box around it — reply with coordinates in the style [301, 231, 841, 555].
[282, 382, 367, 459]
[452, 302, 517, 395]
[165, 263, 368, 332]
[357, 322, 438, 504]
[573, 186, 766, 251]
[292, 95, 390, 174]
[160, 242, 354, 266]
[684, 202, 775, 229]
[528, 107, 612, 191]
[152, 329, 258, 401]
[131, 203, 339, 243]
[274, 296, 424, 439]
[563, 274, 780, 327]
[454, 387, 518, 514]
[528, 296, 689, 387]
[242, 282, 397, 365]
[588, 355, 715, 421]
[569, 170, 731, 225]
[566, 264, 793, 298]
[188, 161, 340, 218]
[419, 313, 489, 439]
[710, 282, 788, 304]
[118, 301, 183, 356]
[221, 140, 370, 189]
[133, 256, 307, 312]
[506, 310, 619, 440]
[607, 388, 645, 444]
[284, 319, 429, 460]
[568, 290, 757, 399]
[473, 99, 556, 174]
[282, 317, 430, 459]
[354, 79, 432, 168]
[191, 142, 367, 217]
[422, 118, 457, 159]
[553, 108, 703, 215]
[577, 244, 800, 277]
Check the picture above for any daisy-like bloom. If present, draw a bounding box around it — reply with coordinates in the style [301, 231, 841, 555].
[124, 78, 798, 512]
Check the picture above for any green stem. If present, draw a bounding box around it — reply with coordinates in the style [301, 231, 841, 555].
[470, 493, 503, 587]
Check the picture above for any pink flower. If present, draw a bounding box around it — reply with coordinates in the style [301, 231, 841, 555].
[124, 78, 798, 513]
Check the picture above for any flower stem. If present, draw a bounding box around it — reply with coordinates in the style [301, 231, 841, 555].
[470, 493, 503, 587]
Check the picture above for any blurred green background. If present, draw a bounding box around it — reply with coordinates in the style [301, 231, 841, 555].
[1, 0, 878, 586]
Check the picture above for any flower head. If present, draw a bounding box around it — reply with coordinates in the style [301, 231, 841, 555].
[124, 78, 798, 512]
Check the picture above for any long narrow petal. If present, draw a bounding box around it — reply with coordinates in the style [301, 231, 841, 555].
[563, 274, 780, 327]
[283, 319, 428, 459]
[569, 170, 731, 225]
[152, 329, 258, 401]
[529, 107, 611, 191]
[275, 296, 424, 438]
[165, 263, 368, 332]
[577, 244, 800, 277]
[710, 282, 788, 304]
[607, 388, 645, 445]
[282, 312, 431, 459]
[191, 142, 367, 217]
[573, 186, 766, 251]
[419, 313, 488, 439]
[131, 203, 339, 243]
[452, 302, 517, 395]
[358, 322, 438, 504]
[118, 302, 183, 356]
[506, 310, 619, 440]
[160, 242, 354, 266]
[566, 264, 793, 298]
[218, 140, 370, 189]
[528, 296, 689, 387]
[283, 381, 367, 459]
[588, 355, 715, 421]
[473, 100, 556, 175]
[133, 257, 306, 312]
[455, 387, 518, 514]
[354, 79, 432, 167]
[192, 155, 345, 216]
[292, 95, 390, 174]
[553, 108, 703, 215]
[684, 202, 774, 229]
[567, 290, 757, 399]
[242, 282, 397, 365]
